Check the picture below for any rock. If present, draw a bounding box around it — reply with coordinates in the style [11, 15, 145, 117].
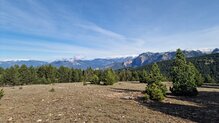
[37, 119, 42, 122]
[8, 117, 13, 121]
[122, 96, 134, 100]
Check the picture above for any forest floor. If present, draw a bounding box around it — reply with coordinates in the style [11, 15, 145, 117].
[0, 82, 218, 123]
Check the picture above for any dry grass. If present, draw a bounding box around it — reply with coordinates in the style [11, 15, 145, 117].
[0, 82, 218, 123]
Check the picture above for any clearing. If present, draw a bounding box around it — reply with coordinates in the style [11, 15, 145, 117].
[0, 82, 218, 123]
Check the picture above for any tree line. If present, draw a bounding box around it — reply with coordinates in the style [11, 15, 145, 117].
[0, 65, 118, 86]
[0, 51, 216, 87]
[0, 49, 210, 101]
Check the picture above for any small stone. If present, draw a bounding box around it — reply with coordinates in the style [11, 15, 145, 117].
[37, 119, 42, 122]
[8, 117, 13, 121]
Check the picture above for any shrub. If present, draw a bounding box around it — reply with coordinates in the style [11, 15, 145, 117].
[49, 88, 55, 92]
[90, 75, 100, 84]
[103, 69, 117, 85]
[144, 93, 150, 100]
[0, 89, 4, 100]
[146, 83, 167, 101]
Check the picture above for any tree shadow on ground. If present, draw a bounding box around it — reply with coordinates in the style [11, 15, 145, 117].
[199, 83, 219, 89]
[137, 91, 219, 123]
[113, 86, 219, 123]
[110, 88, 143, 93]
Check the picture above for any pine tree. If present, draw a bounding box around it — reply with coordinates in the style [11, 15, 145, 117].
[103, 69, 117, 85]
[170, 49, 198, 96]
[19, 64, 31, 85]
[71, 69, 80, 82]
[29, 66, 38, 84]
[2, 66, 20, 86]
[188, 62, 204, 86]
[139, 69, 148, 83]
[145, 63, 167, 101]
[148, 63, 164, 85]
[205, 74, 215, 83]
[0, 67, 4, 85]
[132, 71, 139, 81]
[58, 66, 71, 83]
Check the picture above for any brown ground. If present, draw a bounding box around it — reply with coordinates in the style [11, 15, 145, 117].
[0, 82, 218, 123]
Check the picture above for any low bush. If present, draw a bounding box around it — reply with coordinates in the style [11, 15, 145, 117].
[0, 89, 4, 100]
[49, 88, 55, 92]
[90, 75, 100, 84]
[145, 83, 167, 101]
[144, 93, 150, 100]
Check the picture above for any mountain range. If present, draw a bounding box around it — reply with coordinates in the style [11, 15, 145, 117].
[0, 48, 218, 69]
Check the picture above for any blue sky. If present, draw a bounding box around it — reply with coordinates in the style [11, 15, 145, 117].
[0, 0, 219, 61]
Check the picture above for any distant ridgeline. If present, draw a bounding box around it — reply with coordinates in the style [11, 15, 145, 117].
[135, 53, 219, 82]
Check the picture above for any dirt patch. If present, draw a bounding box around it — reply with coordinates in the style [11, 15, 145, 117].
[0, 82, 218, 123]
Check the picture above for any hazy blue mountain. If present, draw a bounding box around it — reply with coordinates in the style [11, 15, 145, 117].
[50, 57, 133, 69]
[0, 48, 218, 69]
[113, 48, 219, 69]
[212, 48, 219, 54]
[0, 60, 47, 68]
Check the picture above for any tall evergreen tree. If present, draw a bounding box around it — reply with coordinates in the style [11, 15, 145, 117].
[148, 63, 164, 84]
[2, 66, 20, 86]
[145, 63, 167, 101]
[139, 69, 148, 83]
[170, 49, 198, 96]
[19, 64, 31, 85]
[188, 62, 204, 86]
[132, 71, 139, 81]
[29, 66, 38, 84]
[58, 66, 71, 83]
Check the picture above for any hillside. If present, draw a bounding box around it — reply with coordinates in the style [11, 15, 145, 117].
[136, 53, 219, 82]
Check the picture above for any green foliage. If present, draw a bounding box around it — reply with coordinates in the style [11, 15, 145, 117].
[188, 62, 204, 86]
[103, 69, 118, 85]
[19, 65, 31, 85]
[148, 63, 164, 84]
[139, 69, 149, 83]
[58, 66, 71, 83]
[144, 93, 150, 100]
[0, 89, 4, 100]
[72, 69, 82, 82]
[37, 77, 50, 84]
[170, 49, 198, 96]
[145, 83, 166, 101]
[90, 74, 100, 84]
[205, 74, 215, 83]
[131, 71, 139, 81]
[2, 66, 20, 86]
[0, 65, 119, 86]
[144, 63, 167, 101]
[137, 53, 219, 83]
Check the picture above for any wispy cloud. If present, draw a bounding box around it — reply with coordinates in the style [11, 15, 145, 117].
[0, 0, 146, 60]
[0, 0, 218, 60]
